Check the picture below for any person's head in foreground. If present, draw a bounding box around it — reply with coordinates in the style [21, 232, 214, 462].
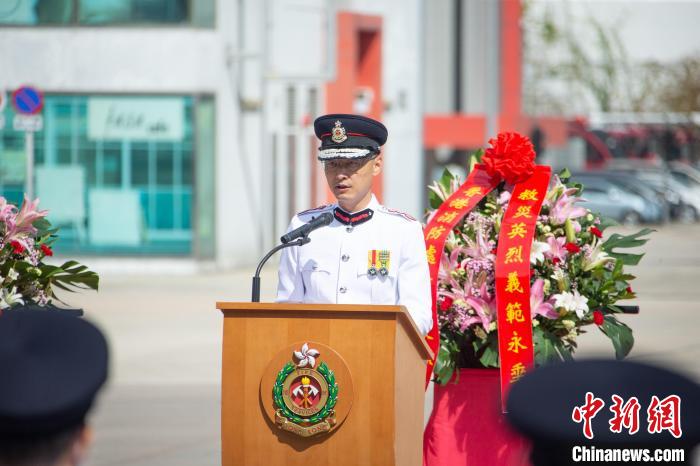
[0, 310, 108, 466]
[506, 359, 700, 466]
[314, 114, 388, 213]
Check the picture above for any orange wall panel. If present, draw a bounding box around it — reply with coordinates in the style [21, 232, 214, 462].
[424, 114, 487, 149]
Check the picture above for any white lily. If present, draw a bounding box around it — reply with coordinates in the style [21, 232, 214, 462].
[552, 290, 589, 318]
[551, 268, 569, 292]
[293, 343, 320, 368]
[582, 242, 614, 271]
[530, 241, 551, 264]
[0, 286, 25, 310]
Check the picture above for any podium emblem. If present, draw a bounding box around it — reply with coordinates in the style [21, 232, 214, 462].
[273, 343, 339, 437]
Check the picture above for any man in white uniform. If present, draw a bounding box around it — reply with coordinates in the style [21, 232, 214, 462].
[276, 114, 433, 335]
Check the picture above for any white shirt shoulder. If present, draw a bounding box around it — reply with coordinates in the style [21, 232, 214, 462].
[290, 204, 334, 228]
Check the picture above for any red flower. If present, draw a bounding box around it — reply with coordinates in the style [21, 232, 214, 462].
[626, 286, 633, 294]
[439, 296, 454, 312]
[593, 310, 605, 326]
[565, 242, 581, 254]
[590, 226, 603, 238]
[41, 244, 53, 257]
[482, 132, 536, 184]
[552, 257, 561, 265]
[10, 241, 24, 254]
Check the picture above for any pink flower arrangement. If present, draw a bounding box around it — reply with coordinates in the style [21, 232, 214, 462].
[428, 159, 651, 383]
[0, 196, 98, 311]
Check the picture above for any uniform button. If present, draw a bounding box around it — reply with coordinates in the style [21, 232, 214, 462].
[339, 286, 347, 293]
[341, 254, 350, 262]
[346, 226, 353, 233]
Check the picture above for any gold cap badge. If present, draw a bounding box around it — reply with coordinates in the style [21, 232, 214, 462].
[331, 120, 348, 143]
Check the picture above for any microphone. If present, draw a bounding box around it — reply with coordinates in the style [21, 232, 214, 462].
[280, 212, 333, 244]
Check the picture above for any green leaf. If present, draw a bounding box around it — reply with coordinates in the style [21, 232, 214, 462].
[438, 168, 456, 193]
[601, 228, 654, 252]
[33, 217, 58, 237]
[599, 315, 634, 359]
[468, 149, 484, 173]
[60, 260, 81, 269]
[477, 336, 499, 368]
[598, 216, 617, 231]
[609, 252, 645, 266]
[428, 190, 444, 210]
[534, 327, 562, 366]
[434, 341, 458, 385]
[558, 168, 572, 181]
[44, 260, 100, 294]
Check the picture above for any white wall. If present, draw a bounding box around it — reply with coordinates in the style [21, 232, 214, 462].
[335, 0, 425, 220]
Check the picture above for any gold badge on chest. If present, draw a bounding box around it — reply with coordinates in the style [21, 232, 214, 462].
[367, 250, 390, 277]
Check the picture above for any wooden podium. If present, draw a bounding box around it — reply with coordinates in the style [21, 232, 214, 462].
[216, 302, 433, 466]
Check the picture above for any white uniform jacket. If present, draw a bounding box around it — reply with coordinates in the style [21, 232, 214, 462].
[276, 195, 433, 335]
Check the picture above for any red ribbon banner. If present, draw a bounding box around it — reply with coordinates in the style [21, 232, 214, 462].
[423, 165, 500, 386]
[424, 165, 552, 412]
[494, 166, 551, 411]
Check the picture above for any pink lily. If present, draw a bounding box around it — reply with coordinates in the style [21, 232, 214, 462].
[463, 228, 495, 262]
[440, 269, 478, 305]
[550, 188, 587, 224]
[438, 244, 467, 282]
[5, 196, 48, 242]
[465, 283, 496, 329]
[497, 190, 511, 206]
[544, 236, 568, 262]
[530, 278, 558, 319]
[0, 197, 15, 223]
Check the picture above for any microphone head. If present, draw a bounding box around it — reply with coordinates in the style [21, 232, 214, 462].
[318, 212, 334, 225]
[280, 211, 334, 244]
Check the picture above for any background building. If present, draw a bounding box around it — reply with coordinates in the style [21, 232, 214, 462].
[422, 0, 570, 187]
[0, 0, 424, 268]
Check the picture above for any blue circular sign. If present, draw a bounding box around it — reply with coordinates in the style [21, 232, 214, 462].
[12, 86, 43, 115]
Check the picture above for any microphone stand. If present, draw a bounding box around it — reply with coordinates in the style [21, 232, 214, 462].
[251, 236, 310, 302]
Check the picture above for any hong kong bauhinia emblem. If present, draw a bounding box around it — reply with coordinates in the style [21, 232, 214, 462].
[273, 343, 339, 437]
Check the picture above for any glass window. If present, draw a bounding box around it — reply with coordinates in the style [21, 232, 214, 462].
[131, 142, 149, 186]
[0, 0, 73, 25]
[1, 0, 214, 26]
[102, 141, 122, 186]
[79, 0, 187, 25]
[156, 143, 174, 185]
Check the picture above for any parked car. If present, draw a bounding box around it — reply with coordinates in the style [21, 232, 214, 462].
[602, 162, 698, 223]
[621, 171, 698, 223]
[589, 171, 670, 223]
[669, 161, 700, 188]
[570, 173, 663, 225]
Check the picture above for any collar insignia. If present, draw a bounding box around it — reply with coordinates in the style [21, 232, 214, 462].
[333, 207, 373, 226]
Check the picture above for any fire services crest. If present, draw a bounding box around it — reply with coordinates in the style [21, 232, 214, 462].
[272, 343, 339, 437]
[331, 120, 348, 143]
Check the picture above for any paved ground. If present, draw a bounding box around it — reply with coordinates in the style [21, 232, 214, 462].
[67, 224, 700, 466]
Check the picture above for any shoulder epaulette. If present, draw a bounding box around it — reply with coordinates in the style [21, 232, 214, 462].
[379, 205, 417, 222]
[297, 204, 333, 217]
